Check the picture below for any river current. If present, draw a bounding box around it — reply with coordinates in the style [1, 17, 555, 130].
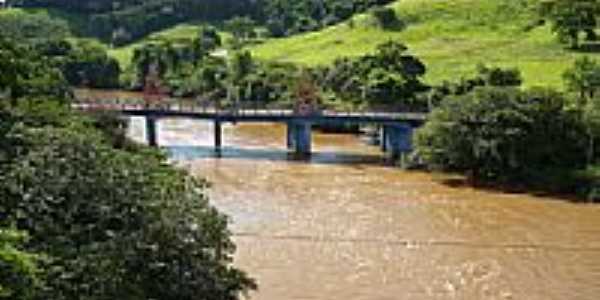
[129, 117, 600, 300]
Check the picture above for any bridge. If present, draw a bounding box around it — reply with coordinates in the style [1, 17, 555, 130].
[73, 100, 427, 159]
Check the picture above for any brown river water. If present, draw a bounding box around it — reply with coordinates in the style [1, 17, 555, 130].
[127, 117, 600, 300]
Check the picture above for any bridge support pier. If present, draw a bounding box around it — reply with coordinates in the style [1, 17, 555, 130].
[214, 120, 222, 151]
[145, 116, 158, 147]
[287, 122, 312, 156]
[383, 123, 414, 160]
[380, 126, 388, 152]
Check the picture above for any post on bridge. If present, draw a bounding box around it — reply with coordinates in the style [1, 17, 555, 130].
[286, 121, 312, 156]
[382, 123, 414, 160]
[145, 115, 158, 147]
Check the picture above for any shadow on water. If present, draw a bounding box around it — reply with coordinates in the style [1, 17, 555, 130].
[438, 175, 595, 203]
[165, 145, 391, 167]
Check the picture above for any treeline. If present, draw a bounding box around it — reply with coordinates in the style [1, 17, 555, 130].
[18, 0, 394, 45]
[0, 12, 121, 89]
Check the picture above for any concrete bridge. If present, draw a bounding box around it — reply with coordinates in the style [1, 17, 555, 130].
[73, 101, 427, 159]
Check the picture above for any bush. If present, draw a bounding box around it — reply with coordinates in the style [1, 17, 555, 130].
[370, 6, 402, 29]
[415, 87, 587, 183]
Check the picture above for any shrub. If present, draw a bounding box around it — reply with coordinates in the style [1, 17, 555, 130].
[371, 6, 402, 29]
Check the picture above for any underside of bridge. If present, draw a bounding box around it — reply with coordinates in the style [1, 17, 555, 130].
[142, 116, 415, 159]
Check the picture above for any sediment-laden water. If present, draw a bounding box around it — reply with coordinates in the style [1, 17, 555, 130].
[129, 117, 600, 300]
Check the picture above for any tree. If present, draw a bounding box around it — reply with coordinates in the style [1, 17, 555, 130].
[193, 25, 222, 60]
[0, 38, 69, 102]
[477, 64, 522, 87]
[563, 56, 600, 101]
[318, 41, 428, 110]
[0, 35, 255, 299]
[0, 101, 257, 300]
[370, 6, 401, 29]
[540, 0, 600, 48]
[224, 16, 256, 40]
[415, 87, 587, 183]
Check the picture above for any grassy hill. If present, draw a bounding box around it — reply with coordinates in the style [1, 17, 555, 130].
[248, 0, 594, 89]
[3, 0, 599, 89]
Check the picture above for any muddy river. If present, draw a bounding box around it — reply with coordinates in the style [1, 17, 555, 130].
[129, 117, 600, 300]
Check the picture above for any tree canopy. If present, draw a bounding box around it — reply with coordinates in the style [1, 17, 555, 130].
[0, 37, 255, 300]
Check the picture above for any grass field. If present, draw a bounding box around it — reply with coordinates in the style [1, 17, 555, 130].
[248, 0, 596, 89]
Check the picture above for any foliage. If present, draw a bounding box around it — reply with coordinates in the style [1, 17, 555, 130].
[20, 0, 256, 46]
[0, 228, 41, 300]
[224, 16, 257, 41]
[36, 40, 122, 89]
[0, 38, 69, 101]
[428, 65, 523, 107]
[415, 87, 588, 183]
[0, 36, 255, 300]
[0, 105, 256, 299]
[259, 0, 395, 37]
[19, 0, 394, 44]
[0, 12, 70, 41]
[563, 56, 600, 101]
[315, 41, 428, 110]
[539, 0, 600, 48]
[370, 6, 401, 29]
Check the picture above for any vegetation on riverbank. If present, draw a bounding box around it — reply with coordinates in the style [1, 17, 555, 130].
[0, 37, 255, 299]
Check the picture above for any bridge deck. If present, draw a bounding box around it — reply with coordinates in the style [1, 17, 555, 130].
[73, 103, 427, 125]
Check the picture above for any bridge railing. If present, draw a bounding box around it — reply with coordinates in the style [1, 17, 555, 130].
[72, 98, 427, 120]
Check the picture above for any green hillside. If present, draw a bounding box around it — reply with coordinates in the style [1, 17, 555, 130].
[248, 0, 592, 88]
[4, 0, 598, 89]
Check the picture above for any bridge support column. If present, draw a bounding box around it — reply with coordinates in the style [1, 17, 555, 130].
[383, 123, 414, 160]
[214, 120, 222, 151]
[287, 123, 295, 150]
[380, 126, 388, 152]
[145, 116, 158, 147]
[287, 122, 312, 156]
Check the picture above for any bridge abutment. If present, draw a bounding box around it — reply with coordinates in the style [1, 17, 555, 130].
[383, 123, 414, 160]
[287, 122, 312, 156]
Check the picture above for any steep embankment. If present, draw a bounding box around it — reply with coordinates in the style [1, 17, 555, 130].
[249, 0, 592, 88]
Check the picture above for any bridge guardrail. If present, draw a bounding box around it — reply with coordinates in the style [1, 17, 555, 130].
[72, 98, 427, 122]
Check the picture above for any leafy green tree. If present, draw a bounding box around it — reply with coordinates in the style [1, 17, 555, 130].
[0, 35, 255, 300]
[0, 38, 69, 102]
[0, 228, 42, 300]
[193, 26, 222, 62]
[224, 16, 256, 40]
[477, 64, 522, 87]
[318, 41, 427, 110]
[564, 56, 600, 101]
[370, 6, 401, 29]
[0, 100, 256, 300]
[415, 87, 587, 183]
[540, 0, 600, 48]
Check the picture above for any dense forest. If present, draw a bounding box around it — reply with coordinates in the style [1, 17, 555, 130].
[15, 0, 394, 45]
